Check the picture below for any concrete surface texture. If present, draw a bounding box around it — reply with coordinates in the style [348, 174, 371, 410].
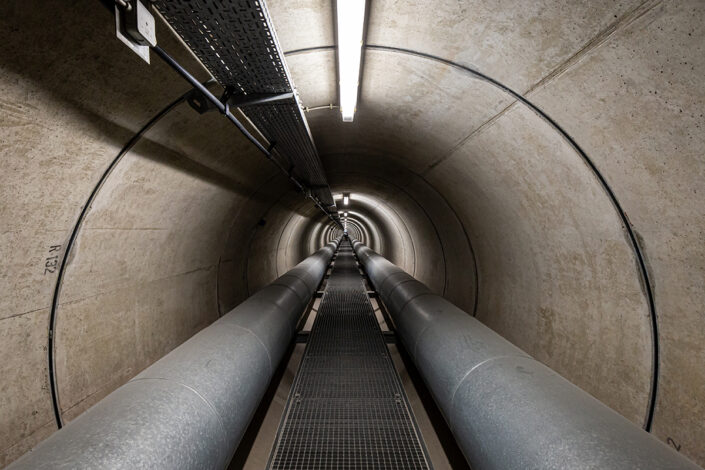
[0, 0, 703, 468]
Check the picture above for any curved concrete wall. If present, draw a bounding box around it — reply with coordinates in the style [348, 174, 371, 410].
[1, 0, 704, 468]
[269, 0, 705, 464]
[0, 1, 287, 464]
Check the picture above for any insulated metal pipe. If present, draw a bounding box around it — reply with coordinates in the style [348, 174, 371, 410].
[8, 239, 340, 470]
[351, 239, 701, 470]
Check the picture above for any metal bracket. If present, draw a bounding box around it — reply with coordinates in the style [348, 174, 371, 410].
[219, 86, 236, 106]
[382, 330, 397, 344]
[115, 0, 156, 64]
[227, 92, 295, 108]
[295, 331, 310, 343]
[186, 89, 218, 114]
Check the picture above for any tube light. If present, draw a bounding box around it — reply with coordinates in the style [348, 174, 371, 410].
[336, 0, 365, 122]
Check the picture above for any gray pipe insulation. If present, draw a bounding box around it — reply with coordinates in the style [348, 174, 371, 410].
[8, 238, 340, 470]
[352, 239, 700, 470]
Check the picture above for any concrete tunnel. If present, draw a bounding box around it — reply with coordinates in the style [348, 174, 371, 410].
[1, 0, 704, 468]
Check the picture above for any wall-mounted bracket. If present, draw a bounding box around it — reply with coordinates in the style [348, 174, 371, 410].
[186, 89, 218, 114]
[115, 0, 156, 64]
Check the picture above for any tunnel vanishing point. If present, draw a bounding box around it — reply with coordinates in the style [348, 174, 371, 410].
[1, 0, 704, 469]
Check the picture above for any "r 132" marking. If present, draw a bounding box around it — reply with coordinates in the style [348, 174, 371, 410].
[44, 245, 61, 275]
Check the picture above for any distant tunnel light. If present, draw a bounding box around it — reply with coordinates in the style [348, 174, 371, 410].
[336, 0, 366, 122]
[343, 193, 350, 205]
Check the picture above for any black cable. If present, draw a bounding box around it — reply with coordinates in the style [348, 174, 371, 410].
[48, 88, 194, 427]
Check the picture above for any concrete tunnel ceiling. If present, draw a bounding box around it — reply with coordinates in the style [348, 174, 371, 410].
[0, 0, 703, 467]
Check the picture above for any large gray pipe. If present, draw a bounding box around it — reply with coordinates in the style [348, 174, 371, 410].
[352, 239, 700, 470]
[9, 239, 340, 470]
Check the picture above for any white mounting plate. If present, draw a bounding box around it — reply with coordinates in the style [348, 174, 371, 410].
[115, 5, 150, 64]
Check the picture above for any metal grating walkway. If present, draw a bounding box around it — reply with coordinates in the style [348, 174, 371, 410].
[267, 240, 432, 469]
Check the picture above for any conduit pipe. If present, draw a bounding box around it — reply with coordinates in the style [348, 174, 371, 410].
[351, 239, 700, 470]
[8, 239, 340, 470]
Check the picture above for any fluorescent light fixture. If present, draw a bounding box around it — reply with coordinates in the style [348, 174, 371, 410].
[343, 193, 350, 205]
[336, 0, 365, 122]
[344, 212, 348, 217]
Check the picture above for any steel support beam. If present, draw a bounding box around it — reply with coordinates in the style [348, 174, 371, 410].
[227, 92, 295, 108]
[351, 239, 701, 470]
[7, 239, 340, 470]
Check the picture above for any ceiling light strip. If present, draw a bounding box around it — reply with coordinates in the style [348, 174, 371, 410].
[336, 0, 366, 122]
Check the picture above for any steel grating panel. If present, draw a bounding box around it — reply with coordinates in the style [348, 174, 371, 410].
[268, 241, 433, 469]
[153, 0, 334, 206]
